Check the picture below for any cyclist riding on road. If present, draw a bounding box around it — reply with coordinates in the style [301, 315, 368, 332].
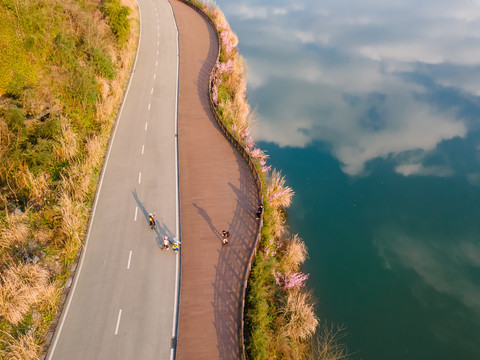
[148, 213, 156, 229]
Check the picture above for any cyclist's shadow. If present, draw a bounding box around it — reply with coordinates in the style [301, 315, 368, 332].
[132, 189, 175, 248]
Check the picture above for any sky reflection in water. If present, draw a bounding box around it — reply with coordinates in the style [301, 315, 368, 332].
[215, 0, 480, 357]
[223, 0, 480, 177]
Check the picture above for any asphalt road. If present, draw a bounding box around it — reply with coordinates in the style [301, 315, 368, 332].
[46, 0, 179, 359]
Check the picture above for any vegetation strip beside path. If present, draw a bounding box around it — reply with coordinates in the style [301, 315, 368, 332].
[170, 1, 259, 359]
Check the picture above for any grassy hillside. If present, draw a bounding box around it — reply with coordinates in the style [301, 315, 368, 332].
[0, 0, 138, 357]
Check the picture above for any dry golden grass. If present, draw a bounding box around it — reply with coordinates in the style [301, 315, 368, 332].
[0, 331, 41, 360]
[281, 289, 318, 341]
[0, 263, 50, 325]
[282, 234, 308, 272]
[54, 117, 79, 161]
[84, 135, 104, 170]
[38, 282, 61, 314]
[18, 168, 51, 208]
[0, 118, 12, 152]
[210, 7, 229, 31]
[267, 169, 294, 208]
[32, 227, 51, 247]
[225, 58, 249, 118]
[1, 213, 29, 249]
[57, 192, 86, 248]
[271, 207, 287, 239]
[310, 323, 350, 360]
[97, 76, 111, 103]
[60, 156, 97, 203]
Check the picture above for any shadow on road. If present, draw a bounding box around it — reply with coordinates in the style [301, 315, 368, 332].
[193, 202, 222, 241]
[132, 189, 175, 248]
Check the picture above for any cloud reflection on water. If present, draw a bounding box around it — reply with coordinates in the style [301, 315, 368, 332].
[373, 228, 480, 351]
[223, 0, 480, 176]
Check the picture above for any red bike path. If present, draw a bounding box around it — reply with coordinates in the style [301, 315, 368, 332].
[171, 1, 260, 359]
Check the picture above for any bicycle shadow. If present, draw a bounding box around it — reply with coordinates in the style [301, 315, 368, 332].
[132, 189, 175, 248]
[193, 201, 222, 241]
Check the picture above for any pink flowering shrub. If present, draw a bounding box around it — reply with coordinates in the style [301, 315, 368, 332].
[273, 270, 309, 291]
[264, 238, 277, 260]
[221, 30, 238, 57]
[262, 165, 272, 173]
[212, 82, 219, 105]
[216, 59, 234, 75]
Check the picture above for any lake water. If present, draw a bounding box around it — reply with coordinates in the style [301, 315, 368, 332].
[214, 0, 480, 358]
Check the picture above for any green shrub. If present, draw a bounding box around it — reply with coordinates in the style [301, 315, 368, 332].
[5, 107, 27, 134]
[88, 47, 116, 80]
[35, 116, 61, 140]
[51, 33, 78, 69]
[65, 67, 99, 121]
[25, 138, 56, 174]
[101, 0, 131, 45]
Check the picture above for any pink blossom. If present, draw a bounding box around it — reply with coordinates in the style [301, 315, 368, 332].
[262, 165, 271, 173]
[221, 30, 238, 56]
[216, 59, 234, 75]
[273, 271, 309, 291]
[245, 136, 254, 151]
[240, 127, 251, 139]
[212, 83, 218, 105]
[251, 148, 263, 158]
[264, 238, 277, 259]
[260, 158, 266, 166]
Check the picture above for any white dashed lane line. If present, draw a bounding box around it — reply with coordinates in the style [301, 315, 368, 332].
[138, 172, 142, 184]
[115, 309, 122, 335]
[134, 206, 138, 221]
[127, 251, 132, 270]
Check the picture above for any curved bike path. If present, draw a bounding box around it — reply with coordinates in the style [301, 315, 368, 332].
[171, 1, 259, 359]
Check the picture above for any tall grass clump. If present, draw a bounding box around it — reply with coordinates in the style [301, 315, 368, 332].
[0, 0, 138, 355]
[187, 1, 349, 358]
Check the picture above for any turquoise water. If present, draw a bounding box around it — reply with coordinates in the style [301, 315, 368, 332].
[216, 0, 480, 358]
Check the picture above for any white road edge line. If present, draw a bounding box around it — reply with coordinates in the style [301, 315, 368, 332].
[167, 0, 181, 359]
[45, 1, 144, 358]
[115, 309, 123, 335]
[127, 251, 132, 270]
[134, 206, 138, 221]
